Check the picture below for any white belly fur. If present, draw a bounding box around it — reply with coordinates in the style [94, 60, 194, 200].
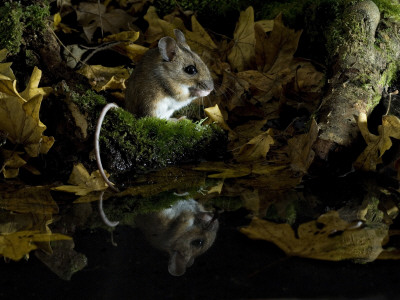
[155, 84, 197, 119]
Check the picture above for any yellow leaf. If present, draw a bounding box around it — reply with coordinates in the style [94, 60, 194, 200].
[204, 104, 236, 140]
[52, 163, 109, 196]
[0, 49, 8, 61]
[0, 66, 54, 160]
[102, 30, 140, 43]
[194, 161, 251, 178]
[144, 6, 176, 43]
[228, 6, 255, 72]
[255, 20, 274, 32]
[355, 113, 400, 171]
[0, 185, 58, 214]
[241, 211, 388, 262]
[0, 231, 71, 261]
[77, 65, 130, 92]
[54, 13, 61, 27]
[236, 130, 274, 162]
[208, 180, 224, 194]
[1, 150, 27, 178]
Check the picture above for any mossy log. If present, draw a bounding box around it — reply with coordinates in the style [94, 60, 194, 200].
[314, 0, 400, 162]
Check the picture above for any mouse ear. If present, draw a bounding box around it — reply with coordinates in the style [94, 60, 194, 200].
[158, 36, 177, 62]
[174, 29, 191, 51]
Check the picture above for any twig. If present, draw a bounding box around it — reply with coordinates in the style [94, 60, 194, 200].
[385, 90, 398, 116]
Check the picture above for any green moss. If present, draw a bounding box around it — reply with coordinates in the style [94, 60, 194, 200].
[0, 1, 49, 55]
[70, 89, 226, 174]
[154, 0, 241, 17]
[374, 0, 400, 21]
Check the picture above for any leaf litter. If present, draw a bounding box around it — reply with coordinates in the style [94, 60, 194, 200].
[0, 1, 399, 267]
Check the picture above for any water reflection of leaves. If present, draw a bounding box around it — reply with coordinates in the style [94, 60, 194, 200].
[0, 231, 71, 261]
[241, 211, 389, 262]
[53, 164, 206, 203]
[0, 184, 70, 261]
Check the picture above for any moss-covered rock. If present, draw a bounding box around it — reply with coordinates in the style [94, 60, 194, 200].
[68, 88, 227, 176]
[0, 1, 49, 55]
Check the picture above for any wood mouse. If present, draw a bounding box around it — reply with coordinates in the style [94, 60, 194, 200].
[135, 199, 219, 276]
[125, 29, 214, 119]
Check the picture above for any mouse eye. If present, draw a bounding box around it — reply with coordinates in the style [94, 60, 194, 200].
[184, 65, 197, 75]
[191, 239, 204, 248]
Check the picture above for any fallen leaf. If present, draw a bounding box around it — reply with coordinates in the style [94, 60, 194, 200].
[52, 163, 109, 196]
[77, 65, 130, 91]
[0, 231, 71, 261]
[236, 130, 274, 162]
[287, 119, 319, 172]
[204, 104, 236, 140]
[76, 3, 136, 42]
[354, 113, 400, 171]
[1, 150, 27, 178]
[241, 210, 388, 262]
[194, 161, 251, 178]
[144, 6, 176, 44]
[260, 14, 302, 74]
[0, 65, 54, 164]
[227, 6, 255, 72]
[0, 184, 58, 214]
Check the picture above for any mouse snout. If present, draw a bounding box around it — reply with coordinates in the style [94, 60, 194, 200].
[197, 80, 214, 97]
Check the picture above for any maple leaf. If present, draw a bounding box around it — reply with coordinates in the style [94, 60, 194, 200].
[228, 6, 256, 72]
[257, 13, 302, 74]
[0, 59, 54, 172]
[52, 163, 110, 196]
[236, 130, 274, 162]
[241, 211, 388, 262]
[76, 3, 136, 42]
[354, 113, 400, 171]
[0, 231, 71, 261]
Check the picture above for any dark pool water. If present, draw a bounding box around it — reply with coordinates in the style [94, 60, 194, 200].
[1, 172, 400, 299]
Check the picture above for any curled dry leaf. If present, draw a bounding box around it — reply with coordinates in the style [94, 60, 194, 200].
[355, 113, 400, 171]
[77, 65, 130, 91]
[52, 163, 110, 196]
[0, 61, 54, 174]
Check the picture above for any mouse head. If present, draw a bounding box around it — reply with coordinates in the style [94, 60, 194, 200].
[158, 29, 214, 98]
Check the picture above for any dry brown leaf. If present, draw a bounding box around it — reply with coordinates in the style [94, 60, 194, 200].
[0, 65, 54, 165]
[77, 65, 130, 92]
[241, 211, 388, 262]
[194, 161, 251, 178]
[204, 104, 237, 140]
[236, 129, 274, 162]
[228, 6, 255, 72]
[52, 163, 109, 196]
[76, 3, 136, 42]
[260, 14, 302, 74]
[0, 231, 71, 261]
[287, 119, 319, 173]
[355, 113, 400, 171]
[144, 6, 176, 44]
[0, 185, 58, 214]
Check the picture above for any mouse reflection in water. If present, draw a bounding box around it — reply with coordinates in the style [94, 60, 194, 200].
[135, 199, 219, 276]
